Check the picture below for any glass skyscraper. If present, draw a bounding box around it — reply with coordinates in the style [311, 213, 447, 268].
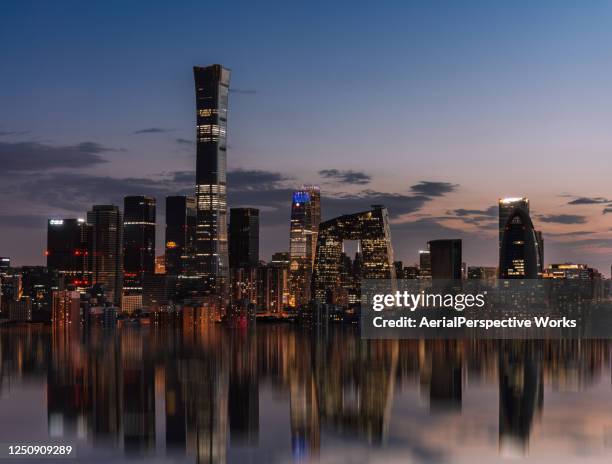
[87, 205, 123, 304]
[165, 195, 196, 276]
[194, 64, 231, 297]
[312, 206, 396, 304]
[229, 208, 259, 269]
[289, 186, 321, 308]
[46, 218, 92, 289]
[123, 195, 156, 290]
[499, 201, 540, 279]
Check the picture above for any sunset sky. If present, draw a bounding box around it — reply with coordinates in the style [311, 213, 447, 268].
[3, 0, 612, 273]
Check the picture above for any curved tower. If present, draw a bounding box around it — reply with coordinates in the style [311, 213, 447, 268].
[499, 208, 540, 279]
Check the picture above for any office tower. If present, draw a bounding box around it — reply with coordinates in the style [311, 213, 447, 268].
[87, 205, 123, 305]
[256, 263, 287, 313]
[165, 196, 196, 276]
[0, 257, 9, 275]
[419, 250, 431, 279]
[46, 218, 92, 288]
[123, 196, 156, 289]
[428, 239, 462, 280]
[499, 202, 540, 279]
[313, 206, 396, 303]
[229, 208, 260, 268]
[289, 186, 321, 308]
[51, 290, 81, 324]
[193, 64, 231, 296]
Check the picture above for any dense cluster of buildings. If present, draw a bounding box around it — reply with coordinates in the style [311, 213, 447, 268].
[0, 66, 608, 325]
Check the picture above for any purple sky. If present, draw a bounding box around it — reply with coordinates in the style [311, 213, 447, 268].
[2, 1, 612, 274]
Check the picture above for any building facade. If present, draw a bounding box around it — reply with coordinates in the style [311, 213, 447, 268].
[87, 205, 123, 304]
[123, 196, 156, 290]
[165, 196, 196, 277]
[46, 218, 92, 289]
[289, 186, 321, 308]
[229, 208, 259, 269]
[428, 239, 463, 280]
[193, 64, 231, 297]
[312, 206, 396, 304]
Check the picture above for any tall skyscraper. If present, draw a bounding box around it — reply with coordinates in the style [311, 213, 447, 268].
[312, 206, 396, 304]
[229, 208, 260, 268]
[194, 64, 231, 297]
[419, 250, 431, 279]
[165, 196, 196, 276]
[87, 205, 123, 304]
[499, 203, 540, 279]
[123, 196, 156, 289]
[289, 186, 321, 308]
[428, 239, 462, 280]
[46, 218, 92, 288]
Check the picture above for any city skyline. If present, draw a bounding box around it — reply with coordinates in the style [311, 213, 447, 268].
[3, 1, 612, 273]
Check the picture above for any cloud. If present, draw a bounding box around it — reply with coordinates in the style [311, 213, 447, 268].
[0, 130, 29, 137]
[175, 138, 194, 145]
[318, 169, 371, 185]
[451, 206, 497, 217]
[133, 127, 175, 134]
[0, 140, 112, 173]
[603, 207, 612, 215]
[410, 181, 458, 197]
[546, 230, 596, 238]
[537, 214, 587, 224]
[567, 197, 610, 205]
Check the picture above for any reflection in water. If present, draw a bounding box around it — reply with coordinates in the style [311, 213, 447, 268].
[1, 326, 612, 462]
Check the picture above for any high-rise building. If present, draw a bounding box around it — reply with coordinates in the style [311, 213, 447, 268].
[229, 208, 259, 268]
[498, 197, 544, 278]
[499, 201, 540, 279]
[0, 257, 10, 275]
[312, 206, 396, 304]
[165, 196, 196, 276]
[46, 218, 92, 288]
[123, 196, 156, 290]
[419, 250, 431, 279]
[289, 186, 321, 308]
[193, 64, 231, 297]
[87, 205, 123, 304]
[428, 239, 462, 280]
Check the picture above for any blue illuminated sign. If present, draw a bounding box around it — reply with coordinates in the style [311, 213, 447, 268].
[292, 191, 311, 204]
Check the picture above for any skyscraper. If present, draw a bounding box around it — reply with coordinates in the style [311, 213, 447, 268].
[499, 205, 540, 279]
[289, 186, 321, 308]
[499, 197, 530, 246]
[123, 196, 156, 289]
[46, 218, 92, 288]
[428, 239, 462, 280]
[419, 250, 431, 279]
[165, 196, 196, 276]
[229, 208, 259, 268]
[194, 64, 231, 297]
[312, 206, 396, 304]
[87, 205, 123, 304]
